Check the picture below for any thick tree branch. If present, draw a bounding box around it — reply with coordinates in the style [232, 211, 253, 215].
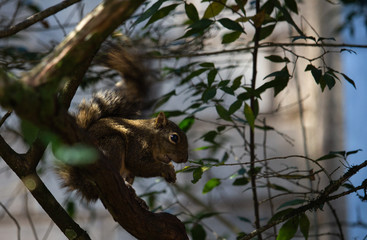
[0, 0, 81, 38]
[0, 133, 90, 239]
[89, 162, 188, 239]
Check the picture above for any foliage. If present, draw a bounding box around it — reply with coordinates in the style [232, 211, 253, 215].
[0, 0, 366, 240]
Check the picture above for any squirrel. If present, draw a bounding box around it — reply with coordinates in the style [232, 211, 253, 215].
[58, 44, 188, 201]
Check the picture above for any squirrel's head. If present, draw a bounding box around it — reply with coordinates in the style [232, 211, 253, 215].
[152, 112, 188, 164]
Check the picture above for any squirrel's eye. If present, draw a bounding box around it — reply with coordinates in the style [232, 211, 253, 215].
[169, 133, 179, 144]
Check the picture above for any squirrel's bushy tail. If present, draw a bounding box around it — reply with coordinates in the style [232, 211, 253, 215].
[76, 44, 148, 129]
[57, 164, 99, 201]
[76, 90, 141, 129]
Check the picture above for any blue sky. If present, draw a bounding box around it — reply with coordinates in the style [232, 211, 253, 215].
[342, 17, 367, 239]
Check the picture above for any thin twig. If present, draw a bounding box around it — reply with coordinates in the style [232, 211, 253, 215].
[0, 0, 81, 38]
[262, 118, 277, 236]
[41, 220, 54, 240]
[0, 110, 12, 127]
[153, 42, 367, 59]
[0, 202, 21, 240]
[24, 191, 39, 240]
[326, 201, 345, 240]
[249, 0, 262, 239]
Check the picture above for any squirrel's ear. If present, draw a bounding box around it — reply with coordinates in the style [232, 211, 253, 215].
[155, 112, 168, 128]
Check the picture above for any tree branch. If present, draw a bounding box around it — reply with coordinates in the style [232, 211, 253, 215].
[0, 133, 90, 239]
[249, 1, 262, 239]
[240, 159, 367, 240]
[0, 0, 81, 38]
[154, 42, 367, 59]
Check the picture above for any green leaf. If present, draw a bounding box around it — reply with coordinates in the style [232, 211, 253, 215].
[232, 177, 249, 186]
[258, 67, 290, 96]
[267, 183, 291, 193]
[264, 66, 290, 79]
[238, 167, 246, 175]
[180, 19, 214, 39]
[218, 79, 230, 87]
[346, 149, 362, 156]
[192, 167, 204, 184]
[222, 31, 241, 44]
[53, 143, 98, 165]
[317, 37, 336, 42]
[258, 24, 276, 40]
[340, 72, 356, 89]
[221, 152, 229, 162]
[299, 213, 310, 240]
[217, 125, 226, 132]
[162, 110, 184, 117]
[145, 4, 179, 27]
[235, 0, 248, 13]
[285, 0, 298, 14]
[179, 116, 195, 132]
[203, 0, 227, 19]
[269, 208, 294, 223]
[191, 223, 206, 240]
[20, 1, 41, 13]
[154, 90, 176, 109]
[248, 166, 262, 177]
[229, 100, 242, 114]
[276, 217, 299, 240]
[218, 18, 244, 32]
[316, 152, 340, 161]
[191, 18, 213, 30]
[305, 64, 321, 84]
[21, 120, 39, 145]
[207, 69, 217, 86]
[201, 130, 218, 143]
[200, 62, 215, 68]
[277, 199, 307, 210]
[196, 211, 221, 220]
[292, 35, 316, 42]
[231, 75, 242, 90]
[220, 86, 235, 95]
[202, 87, 217, 102]
[244, 103, 255, 131]
[238, 216, 251, 223]
[194, 145, 213, 151]
[185, 3, 199, 21]
[323, 72, 336, 90]
[215, 104, 232, 121]
[133, 0, 166, 26]
[181, 68, 208, 84]
[203, 178, 221, 194]
[265, 55, 290, 63]
[65, 200, 76, 218]
[274, 3, 304, 36]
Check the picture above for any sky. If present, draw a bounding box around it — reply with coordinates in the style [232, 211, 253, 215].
[342, 16, 367, 239]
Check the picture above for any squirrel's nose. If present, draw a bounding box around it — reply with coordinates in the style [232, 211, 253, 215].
[172, 153, 188, 163]
[180, 153, 189, 163]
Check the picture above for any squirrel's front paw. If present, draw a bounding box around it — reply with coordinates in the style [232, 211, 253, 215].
[126, 183, 149, 210]
[162, 166, 176, 183]
[135, 196, 149, 210]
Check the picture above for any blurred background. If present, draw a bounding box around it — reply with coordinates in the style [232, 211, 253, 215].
[0, 0, 366, 239]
